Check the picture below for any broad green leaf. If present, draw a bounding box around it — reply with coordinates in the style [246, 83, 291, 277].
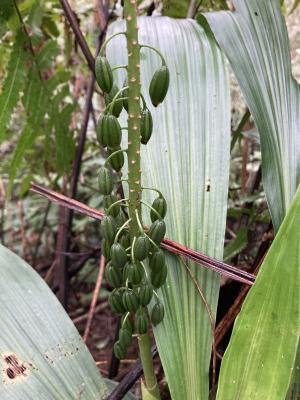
[205, 0, 300, 232]
[205, 2, 300, 397]
[215, 185, 300, 400]
[107, 17, 230, 400]
[0, 31, 29, 142]
[0, 244, 107, 399]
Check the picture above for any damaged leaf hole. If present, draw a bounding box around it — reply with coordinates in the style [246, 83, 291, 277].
[3, 354, 29, 382]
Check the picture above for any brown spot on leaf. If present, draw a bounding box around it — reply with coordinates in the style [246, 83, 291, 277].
[3, 353, 29, 382]
[6, 368, 15, 379]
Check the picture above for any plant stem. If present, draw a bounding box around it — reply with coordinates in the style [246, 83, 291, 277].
[124, 1, 161, 398]
[138, 334, 161, 398]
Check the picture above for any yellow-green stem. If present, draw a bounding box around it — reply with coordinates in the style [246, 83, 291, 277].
[124, 1, 160, 398]
[139, 334, 161, 398]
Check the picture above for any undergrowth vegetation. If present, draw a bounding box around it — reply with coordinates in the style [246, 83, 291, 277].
[0, 0, 299, 399]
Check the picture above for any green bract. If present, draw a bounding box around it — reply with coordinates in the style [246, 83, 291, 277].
[149, 65, 170, 107]
[139, 283, 153, 306]
[100, 215, 117, 243]
[150, 196, 167, 222]
[124, 262, 144, 285]
[151, 263, 167, 288]
[122, 289, 140, 313]
[113, 341, 127, 360]
[101, 238, 111, 260]
[140, 108, 153, 144]
[149, 249, 165, 272]
[121, 313, 134, 334]
[97, 114, 121, 148]
[111, 243, 128, 268]
[109, 290, 126, 314]
[97, 114, 108, 147]
[135, 308, 148, 334]
[151, 302, 165, 326]
[105, 262, 123, 288]
[95, 55, 113, 93]
[133, 235, 150, 261]
[148, 219, 166, 244]
[108, 147, 125, 172]
[98, 166, 113, 195]
[120, 232, 131, 249]
[119, 328, 132, 347]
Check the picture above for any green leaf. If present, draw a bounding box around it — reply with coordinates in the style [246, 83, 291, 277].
[0, 0, 15, 20]
[54, 103, 76, 174]
[0, 244, 107, 399]
[36, 40, 60, 70]
[216, 185, 300, 400]
[41, 15, 60, 38]
[0, 30, 29, 142]
[107, 17, 230, 399]
[205, 2, 300, 397]
[223, 226, 248, 262]
[8, 72, 48, 192]
[204, 0, 300, 232]
[162, 0, 189, 17]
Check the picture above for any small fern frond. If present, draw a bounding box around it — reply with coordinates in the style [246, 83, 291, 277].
[0, 30, 29, 142]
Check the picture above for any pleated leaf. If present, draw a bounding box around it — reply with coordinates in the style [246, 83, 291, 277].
[215, 185, 300, 400]
[205, 1, 300, 397]
[107, 17, 230, 399]
[205, 0, 300, 232]
[0, 244, 107, 399]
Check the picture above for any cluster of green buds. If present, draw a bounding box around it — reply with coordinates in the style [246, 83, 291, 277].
[95, 31, 169, 360]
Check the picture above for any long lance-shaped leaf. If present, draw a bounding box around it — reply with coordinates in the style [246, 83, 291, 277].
[205, 0, 300, 232]
[0, 244, 108, 399]
[107, 17, 230, 400]
[205, 1, 300, 397]
[215, 185, 300, 400]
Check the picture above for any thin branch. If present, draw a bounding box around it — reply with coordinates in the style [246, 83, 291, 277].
[31, 183, 105, 219]
[230, 109, 251, 152]
[70, 76, 96, 198]
[32, 201, 51, 267]
[83, 255, 106, 342]
[13, 0, 43, 80]
[59, 0, 95, 72]
[30, 183, 256, 285]
[187, 0, 199, 18]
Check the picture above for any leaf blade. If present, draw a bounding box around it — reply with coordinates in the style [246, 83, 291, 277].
[216, 185, 300, 400]
[107, 16, 231, 399]
[205, 0, 300, 232]
[0, 244, 107, 399]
